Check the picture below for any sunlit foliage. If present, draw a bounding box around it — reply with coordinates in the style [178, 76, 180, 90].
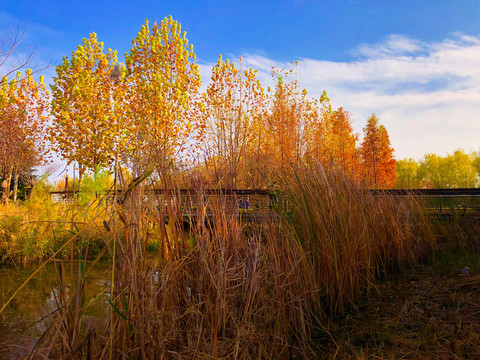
[125, 16, 204, 176]
[396, 150, 480, 188]
[202, 56, 266, 188]
[50, 33, 121, 178]
[0, 69, 49, 202]
[46, 17, 403, 189]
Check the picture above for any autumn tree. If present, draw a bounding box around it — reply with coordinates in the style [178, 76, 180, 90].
[416, 153, 445, 188]
[125, 17, 203, 177]
[0, 69, 49, 202]
[303, 90, 332, 165]
[326, 107, 360, 177]
[50, 33, 122, 179]
[302, 94, 360, 179]
[472, 151, 480, 181]
[444, 150, 478, 187]
[202, 56, 266, 188]
[266, 68, 306, 173]
[360, 114, 396, 188]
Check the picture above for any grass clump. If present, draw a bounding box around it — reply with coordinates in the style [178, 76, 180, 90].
[278, 164, 436, 315]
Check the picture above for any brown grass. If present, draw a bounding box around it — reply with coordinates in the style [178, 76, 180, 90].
[8, 164, 439, 359]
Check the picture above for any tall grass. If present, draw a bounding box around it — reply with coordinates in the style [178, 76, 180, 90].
[277, 164, 436, 315]
[12, 164, 437, 359]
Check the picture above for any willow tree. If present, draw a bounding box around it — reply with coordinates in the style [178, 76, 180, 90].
[125, 17, 203, 177]
[417, 150, 478, 188]
[0, 70, 49, 202]
[50, 33, 122, 179]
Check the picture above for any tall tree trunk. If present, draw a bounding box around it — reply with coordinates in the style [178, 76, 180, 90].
[13, 171, 19, 202]
[2, 165, 13, 204]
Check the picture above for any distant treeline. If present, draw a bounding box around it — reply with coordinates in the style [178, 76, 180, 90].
[395, 150, 480, 188]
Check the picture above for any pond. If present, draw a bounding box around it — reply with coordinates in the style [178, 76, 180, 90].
[0, 261, 111, 359]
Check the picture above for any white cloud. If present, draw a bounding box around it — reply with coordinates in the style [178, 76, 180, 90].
[199, 33, 480, 159]
[353, 34, 425, 58]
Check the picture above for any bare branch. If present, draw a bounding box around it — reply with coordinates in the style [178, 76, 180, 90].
[0, 25, 52, 84]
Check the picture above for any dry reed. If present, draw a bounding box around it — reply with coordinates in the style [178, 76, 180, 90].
[24, 164, 437, 359]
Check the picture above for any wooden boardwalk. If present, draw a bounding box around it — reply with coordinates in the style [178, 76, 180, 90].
[50, 188, 480, 220]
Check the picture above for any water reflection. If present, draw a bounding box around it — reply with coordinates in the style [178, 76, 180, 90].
[0, 261, 111, 359]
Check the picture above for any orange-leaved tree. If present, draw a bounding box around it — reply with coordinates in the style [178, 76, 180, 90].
[329, 107, 360, 178]
[360, 114, 396, 188]
[50, 33, 122, 179]
[125, 16, 204, 177]
[303, 94, 360, 179]
[0, 69, 49, 202]
[303, 90, 332, 165]
[266, 67, 307, 173]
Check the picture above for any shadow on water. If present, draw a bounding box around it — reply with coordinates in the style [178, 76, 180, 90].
[0, 261, 112, 359]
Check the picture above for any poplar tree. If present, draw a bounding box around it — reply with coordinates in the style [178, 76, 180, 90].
[303, 90, 332, 165]
[125, 16, 203, 175]
[50, 33, 121, 178]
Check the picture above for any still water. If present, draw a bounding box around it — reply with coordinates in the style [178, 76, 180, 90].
[0, 261, 111, 359]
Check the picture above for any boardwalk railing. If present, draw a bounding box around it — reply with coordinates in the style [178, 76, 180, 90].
[371, 188, 480, 215]
[49, 188, 480, 217]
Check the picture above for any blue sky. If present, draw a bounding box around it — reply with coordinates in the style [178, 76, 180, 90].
[3, 0, 480, 63]
[1, 0, 480, 174]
